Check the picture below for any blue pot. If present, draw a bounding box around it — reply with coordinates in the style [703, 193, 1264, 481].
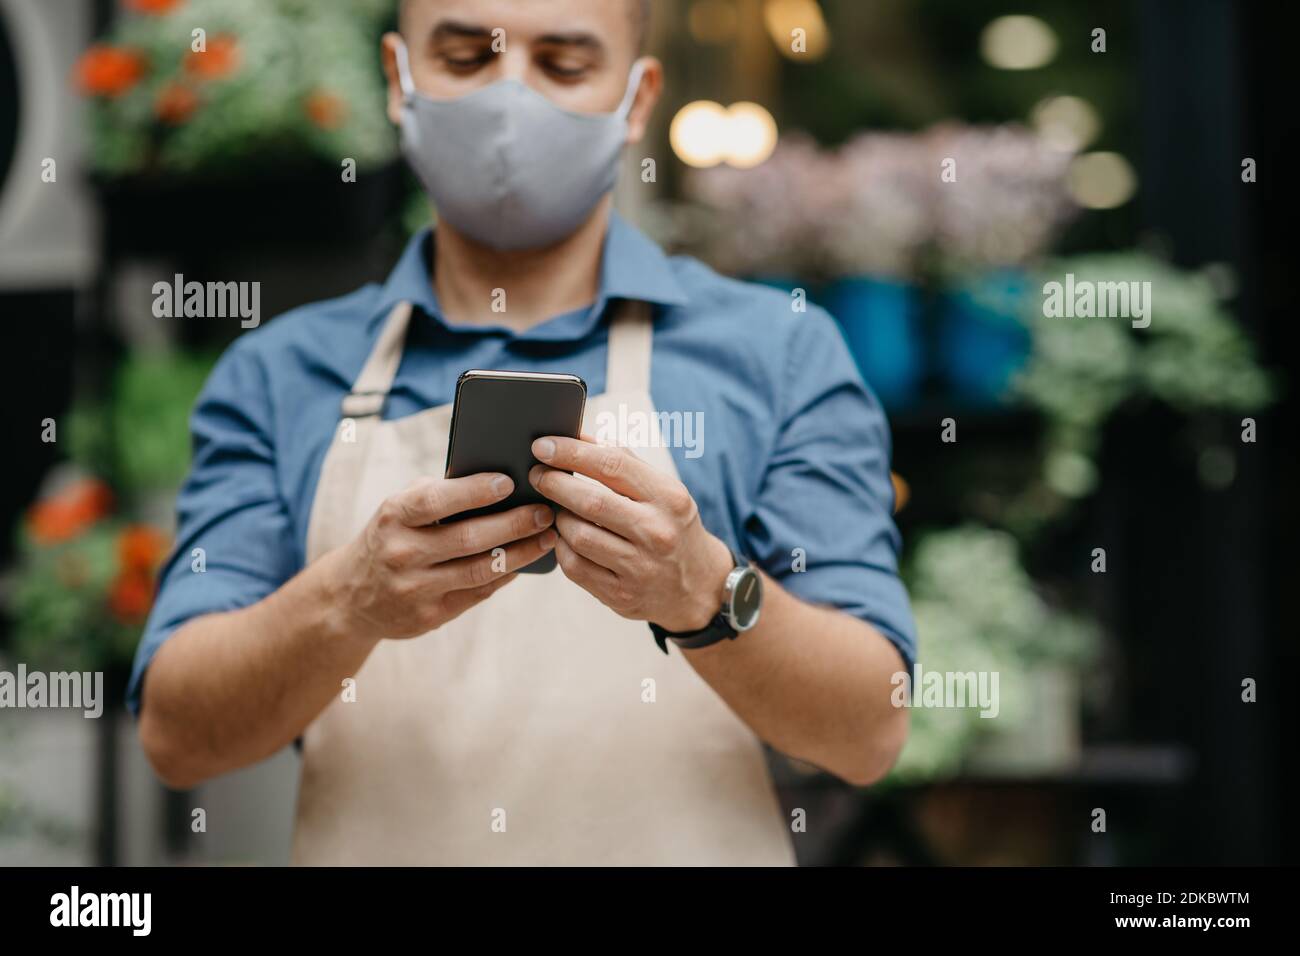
[939, 270, 1032, 406]
[823, 276, 925, 411]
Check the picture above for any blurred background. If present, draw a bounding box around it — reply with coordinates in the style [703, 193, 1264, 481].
[0, 0, 1293, 866]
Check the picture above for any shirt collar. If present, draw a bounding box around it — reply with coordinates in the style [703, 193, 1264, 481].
[370, 211, 689, 343]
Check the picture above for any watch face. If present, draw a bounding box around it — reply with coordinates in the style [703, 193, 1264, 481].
[728, 567, 763, 631]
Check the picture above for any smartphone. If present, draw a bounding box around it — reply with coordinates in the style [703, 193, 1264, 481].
[443, 370, 587, 573]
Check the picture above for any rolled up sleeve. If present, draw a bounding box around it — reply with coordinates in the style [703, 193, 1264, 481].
[126, 340, 300, 716]
[744, 307, 917, 671]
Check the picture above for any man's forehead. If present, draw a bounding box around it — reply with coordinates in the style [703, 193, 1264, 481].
[402, 0, 643, 44]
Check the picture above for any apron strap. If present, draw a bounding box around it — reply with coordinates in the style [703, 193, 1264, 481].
[605, 299, 654, 395]
[341, 301, 414, 419]
[342, 297, 653, 419]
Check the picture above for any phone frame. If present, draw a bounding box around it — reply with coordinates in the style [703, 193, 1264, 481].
[444, 369, 588, 481]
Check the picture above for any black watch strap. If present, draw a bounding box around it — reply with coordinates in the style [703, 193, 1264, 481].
[649, 613, 738, 655]
[647, 549, 747, 654]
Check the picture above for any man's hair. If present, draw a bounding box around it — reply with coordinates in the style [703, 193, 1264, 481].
[400, 0, 651, 51]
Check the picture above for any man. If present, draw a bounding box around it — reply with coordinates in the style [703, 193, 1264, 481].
[130, 0, 916, 865]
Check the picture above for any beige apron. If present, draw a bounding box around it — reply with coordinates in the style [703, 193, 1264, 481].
[290, 299, 795, 865]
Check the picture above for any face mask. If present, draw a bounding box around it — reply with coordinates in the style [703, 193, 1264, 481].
[395, 39, 645, 251]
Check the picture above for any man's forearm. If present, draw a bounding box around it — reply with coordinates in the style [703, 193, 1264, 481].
[137, 475, 557, 791]
[680, 573, 909, 786]
[138, 547, 376, 790]
[526, 436, 909, 785]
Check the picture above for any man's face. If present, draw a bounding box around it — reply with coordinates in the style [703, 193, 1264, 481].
[386, 0, 654, 126]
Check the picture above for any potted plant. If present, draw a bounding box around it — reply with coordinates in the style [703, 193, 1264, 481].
[816, 132, 932, 410]
[10, 477, 168, 680]
[4, 473, 170, 865]
[928, 123, 1078, 407]
[72, 0, 404, 251]
[686, 133, 931, 408]
[1007, 252, 1275, 539]
[889, 525, 1099, 783]
[684, 133, 828, 290]
[4, 347, 214, 863]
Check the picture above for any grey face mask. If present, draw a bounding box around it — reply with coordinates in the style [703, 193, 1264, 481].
[395, 39, 644, 251]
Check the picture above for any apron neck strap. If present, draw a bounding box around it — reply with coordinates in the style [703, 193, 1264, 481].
[342, 301, 414, 419]
[340, 298, 654, 419]
[605, 299, 654, 395]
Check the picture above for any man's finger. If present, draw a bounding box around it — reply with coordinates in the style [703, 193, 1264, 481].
[554, 536, 622, 596]
[432, 529, 558, 591]
[554, 509, 635, 571]
[529, 465, 642, 536]
[532, 436, 660, 502]
[438, 572, 520, 621]
[425, 504, 554, 562]
[389, 473, 512, 527]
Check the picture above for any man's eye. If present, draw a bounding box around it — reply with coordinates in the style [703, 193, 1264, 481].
[544, 61, 589, 79]
[443, 52, 492, 71]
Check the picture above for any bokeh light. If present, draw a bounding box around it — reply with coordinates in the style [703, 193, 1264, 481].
[1067, 151, 1138, 208]
[981, 15, 1058, 70]
[1031, 95, 1101, 153]
[670, 100, 732, 167]
[763, 0, 830, 61]
[670, 100, 778, 168]
[724, 102, 779, 168]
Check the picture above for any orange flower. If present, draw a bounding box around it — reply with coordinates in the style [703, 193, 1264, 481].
[27, 479, 114, 544]
[891, 471, 910, 514]
[118, 525, 168, 573]
[72, 45, 146, 98]
[155, 83, 200, 124]
[109, 573, 155, 623]
[304, 90, 348, 130]
[124, 0, 183, 13]
[184, 34, 241, 80]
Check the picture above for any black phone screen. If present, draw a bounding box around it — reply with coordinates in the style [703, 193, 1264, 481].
[443, 372, 587, 573]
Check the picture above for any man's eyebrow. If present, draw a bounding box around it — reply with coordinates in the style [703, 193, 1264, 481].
[428, 19, 494, 42]
[535, 31, 605, 52]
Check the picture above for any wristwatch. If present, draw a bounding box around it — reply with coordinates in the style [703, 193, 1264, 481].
[648, 551, 763, 654]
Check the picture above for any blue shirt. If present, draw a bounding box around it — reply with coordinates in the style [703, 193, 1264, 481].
[126, 213, 916, 715]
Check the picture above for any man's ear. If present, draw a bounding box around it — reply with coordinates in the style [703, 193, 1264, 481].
[624, 57, 663, 146]
[381, 32, 405, 127]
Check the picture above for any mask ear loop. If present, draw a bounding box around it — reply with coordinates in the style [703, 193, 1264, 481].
[393, 37, 416, 102]
[616, 60, 647, 119]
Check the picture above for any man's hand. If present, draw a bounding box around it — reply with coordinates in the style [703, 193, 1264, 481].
[140, 472, 555, 789]
[324, 472, 557, 642]
[526, 435, 907, 786]
[528, 435, 733, 632]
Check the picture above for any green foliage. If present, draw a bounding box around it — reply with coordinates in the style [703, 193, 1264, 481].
[13, 349, 212, 673]
[1014, 252, 1274, 508]
[113, 352, 215, 492]
[892, 253, 1277, 783]
[9, 522, 142, 671]
[68, 351, 216, 493]
[891, 526, 1098, 782]
[86, 0, 398, 177]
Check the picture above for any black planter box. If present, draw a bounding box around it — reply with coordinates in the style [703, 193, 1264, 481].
[94, 161, 408, 259]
